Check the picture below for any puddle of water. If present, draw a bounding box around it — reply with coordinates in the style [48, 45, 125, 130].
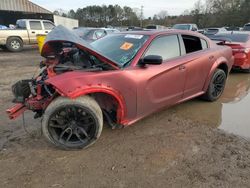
[171, 73, 250, 139]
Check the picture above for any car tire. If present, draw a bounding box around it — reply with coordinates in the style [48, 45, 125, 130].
[202, 68, 227, 102]
[6, 37, 23, 52]
[243, 68, 250, 73]
[42, 96, 103, 150]
[0, 45, 6, 50]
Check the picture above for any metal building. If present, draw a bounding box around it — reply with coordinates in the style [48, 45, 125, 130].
[0, 0, 54, 26]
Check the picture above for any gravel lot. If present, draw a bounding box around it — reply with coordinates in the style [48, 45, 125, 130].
[0, 48, 250, 188]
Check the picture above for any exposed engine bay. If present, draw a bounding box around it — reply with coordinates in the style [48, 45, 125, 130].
[8, 43, 115, 120]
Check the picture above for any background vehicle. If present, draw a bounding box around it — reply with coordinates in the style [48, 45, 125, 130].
[204, 28, 228, 36]
[172, 24, 198, 31]
[101, 28, 120, 34]
[243, 23, 250, 31]
[145, 25, 167, 30]
[225, 26, 242, 31]
[73, 27, 109, 42]
[7, 26, 233, 150]
[0, 19, 55, 52]
[0, 25, 8, 29]
[126, 26, 144, 31]
[210, 32, 250, 72]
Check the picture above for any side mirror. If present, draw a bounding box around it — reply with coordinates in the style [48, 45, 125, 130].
[139, 55, 163, 66]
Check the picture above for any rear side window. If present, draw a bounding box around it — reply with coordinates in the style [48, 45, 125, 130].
[43, 22, 54, 30]
[201, 39, 208, 49]
[182, 35, 203, 54]
[145, 35, 181, 61]
[30, 21, 42, 30]
[16, 20, 26, 29]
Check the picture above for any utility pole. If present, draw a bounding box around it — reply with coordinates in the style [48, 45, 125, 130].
[140, 5, 144, 28]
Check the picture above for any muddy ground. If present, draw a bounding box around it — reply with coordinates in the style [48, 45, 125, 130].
[0, 48, 250, 188]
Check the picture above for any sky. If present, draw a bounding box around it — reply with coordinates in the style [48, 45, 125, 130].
[31, 0, 198, 17]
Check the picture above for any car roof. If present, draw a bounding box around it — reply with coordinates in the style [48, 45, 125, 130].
[173, 23, 196, 25]
[18, 19, 52, 22]
[206, 28, 220, 29]
[118, 29, 204, 37]
[218, 31, 250, 35]
[102, 28, 117, 30]
[74, 27, 103, 31]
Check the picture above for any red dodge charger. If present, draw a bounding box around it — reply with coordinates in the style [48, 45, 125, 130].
[7, 26, 234, 149]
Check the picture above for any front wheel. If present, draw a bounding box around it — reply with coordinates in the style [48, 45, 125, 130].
[42, 96, 103, 150]
[202, 69, 227, 102]
[6, 37, 23, 52]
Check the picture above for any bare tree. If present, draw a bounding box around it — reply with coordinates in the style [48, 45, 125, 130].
[157, 10, 168, 20]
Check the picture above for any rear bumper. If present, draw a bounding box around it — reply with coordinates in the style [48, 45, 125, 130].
[6, 103, 27, 120]
[233, 54, 250, 70]
[233, 62, 250, 70]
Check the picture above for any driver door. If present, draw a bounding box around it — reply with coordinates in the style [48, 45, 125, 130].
[136, 35, 187, 117]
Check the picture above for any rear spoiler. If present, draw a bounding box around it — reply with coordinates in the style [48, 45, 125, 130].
[210, 37, 232, 45]
[212, 40, 227, 45]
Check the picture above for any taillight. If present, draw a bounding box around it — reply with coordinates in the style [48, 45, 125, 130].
[232, 48, 250, 53]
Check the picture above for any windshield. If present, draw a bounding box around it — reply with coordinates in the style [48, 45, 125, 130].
[173, 24, 191, 30]
[243, 25, 250, 31]
[91, 34, 149, 66]
[211, 34, 249, 43]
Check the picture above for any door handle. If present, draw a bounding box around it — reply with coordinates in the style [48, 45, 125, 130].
[31, 31, 36, 34]
[179, 65, 186, 70]
[45, 31, 48, 33]
[209, 56, 214, 60]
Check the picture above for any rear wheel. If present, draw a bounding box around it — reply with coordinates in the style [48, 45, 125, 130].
[202, 69, 227, 102]
[242, 68, 250, 73]
[6, 37, 23, 52]
[42, 96, 103, 150]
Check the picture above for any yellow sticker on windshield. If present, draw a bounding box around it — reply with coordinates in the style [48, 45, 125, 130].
[120, 42, 134, 50]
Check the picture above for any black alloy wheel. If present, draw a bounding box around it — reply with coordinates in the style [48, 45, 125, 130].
[42, 96, 103, 150]
[48, 105, 97, 148]
[202, 68, 227, 101]
[211, 71, 226, 98]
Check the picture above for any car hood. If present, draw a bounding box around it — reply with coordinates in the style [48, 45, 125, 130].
[41, 25, 120, 69]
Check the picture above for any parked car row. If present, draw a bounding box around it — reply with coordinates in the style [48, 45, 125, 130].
[0, 19, 55, 52]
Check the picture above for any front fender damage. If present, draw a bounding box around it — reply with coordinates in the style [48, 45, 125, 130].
[46, 77, 127, 125]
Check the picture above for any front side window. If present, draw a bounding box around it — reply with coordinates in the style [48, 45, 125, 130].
[144, 35, 181, 61]
[30, 21, 42, 30]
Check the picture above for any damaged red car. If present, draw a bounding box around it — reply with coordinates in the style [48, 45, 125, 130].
[7, 26, 234, 149]
[210, 32, 250, 72]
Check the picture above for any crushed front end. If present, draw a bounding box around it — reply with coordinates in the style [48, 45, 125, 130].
[7, 65, 56, 120]
[6, 25, 118, 121]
